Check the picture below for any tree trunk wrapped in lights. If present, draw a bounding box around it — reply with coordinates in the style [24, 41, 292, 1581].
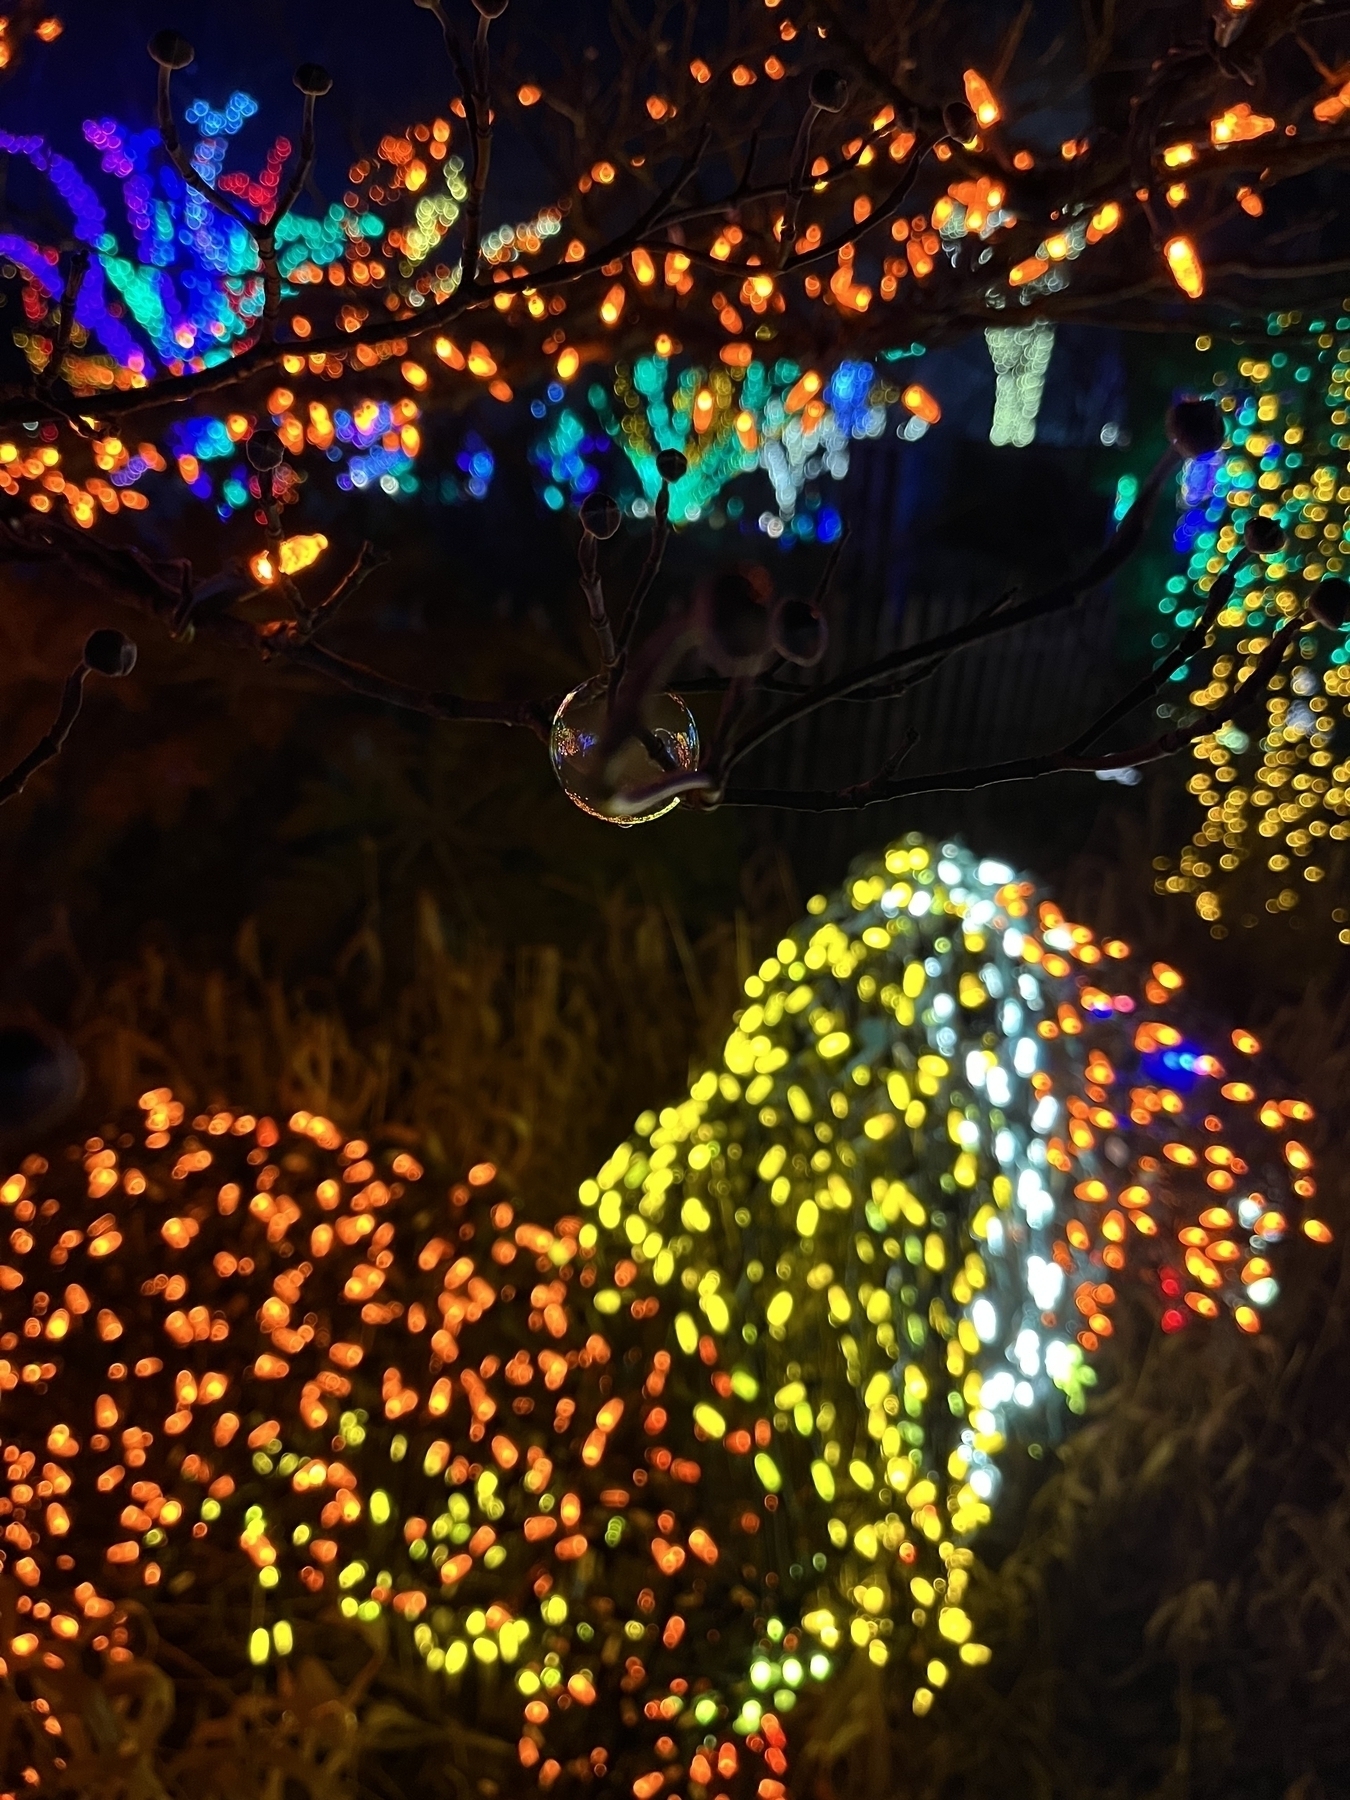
[0, 835, 1326, 1797]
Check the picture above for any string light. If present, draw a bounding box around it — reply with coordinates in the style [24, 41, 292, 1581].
[0, 835, 1322, 1793]
[1164, 236, 1205, 298]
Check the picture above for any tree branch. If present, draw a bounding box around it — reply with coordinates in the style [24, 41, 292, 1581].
[1065, 545, 1249, 755]
[578, 529, 616, 667]
[715, 615, 1306, 812]
[718, 442, 1180, 780]
[39, 246, 87, 395]
[0, 513, 551, 738]
[0, 629, 137, 808]
[268, 633, 552, 737]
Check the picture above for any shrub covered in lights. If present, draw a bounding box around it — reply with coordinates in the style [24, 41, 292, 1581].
[530, 353, 922, 539]
[0, 837, 1326, 1796]
[1152, 307, 1350, 938]
[0, 96, 514, 534]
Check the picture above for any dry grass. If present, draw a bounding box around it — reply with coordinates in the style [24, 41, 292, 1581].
[69, 887, 757, 1197]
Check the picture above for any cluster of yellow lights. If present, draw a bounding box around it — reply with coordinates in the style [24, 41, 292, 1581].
[0, 836, 1324, 1798]
[1155, 316, 1350, 937]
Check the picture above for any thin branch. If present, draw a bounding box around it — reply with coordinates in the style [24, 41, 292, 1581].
[0, 662, 88, 806]
[1065, 546, 1248, 755]
[0, 130, 719, 431]
[419, 0, 498, 289]
[155, 59, 253, 233]
[835, 728, 921, 807]
[270, 634, 553, 737]
[720, 443, 1180, 779]
[0, 630, 137, 808]
[795, 0, 923, 129]
[578, 531, 616, 667]
[274, 93, 320, 227]
[779, 96, 826, 270]
[611, 482, 673, 663]
[716, 616, 1305, 812]
[302, 540, 387, 634]
[462, 9, 497, 288]
[40, 246, 87, 394]
[0, 514, 550, 738]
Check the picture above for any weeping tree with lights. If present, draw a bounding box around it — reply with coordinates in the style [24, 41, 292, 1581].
[2, 0, 1350, 823]
[0, 833, 1332, 1799]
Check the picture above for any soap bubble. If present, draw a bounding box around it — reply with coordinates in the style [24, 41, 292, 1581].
[550, 675, 699, 825]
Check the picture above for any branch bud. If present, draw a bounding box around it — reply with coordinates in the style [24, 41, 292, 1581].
[148, 29, 194, 69]
[942, 99, 978, 143]
[1311, 579, 1350, 631]
[580, 492, 622, 540]
[246, 429, 286, 473]
[1243, 515, 1285, 557]
[83, 629, 137, 678]
[294, 63, 333, 96]
[655, 449, 688, 484]
[809, 69, 848, 114]
[1166, 398, 1224, 460]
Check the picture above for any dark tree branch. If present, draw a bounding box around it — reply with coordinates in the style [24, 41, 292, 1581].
[716, 615, 1306, 812]
[578, 531, 616, 668]
[0, 514, 550, 738]
[611, 480, 673, 664]
[40, 246, 87, 395]
[155, 57, 254, 233]
[0, 662, 89, 807]
[274, 90, 321, 227]
[719, 443, 1180, 780]
[302, 540, 387, 635]
[0, 630, 137, 808]
[1065, 546, 1250, 756]
[269, 634, 552, 737]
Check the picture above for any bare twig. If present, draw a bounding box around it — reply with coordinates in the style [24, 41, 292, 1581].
[0, 663, 89, 807]
[274, 80, 324, 226]
[0, 630, 137, 808]
[462, 7, 497, 286]
[1066, 546, 1249, 756]
[39, 245, 87, 395]
[715, 616, 1305, 812]
[302, 540, 387, 635]
[0, 514, 550, 738]
[270, 633, 553, 737]
[578, 531, 616, 667]
[720, 443, 1180, 780]
[154, 49, 253, 232]
[418, 0, 499, 289]
[611, 480, 673, 664]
